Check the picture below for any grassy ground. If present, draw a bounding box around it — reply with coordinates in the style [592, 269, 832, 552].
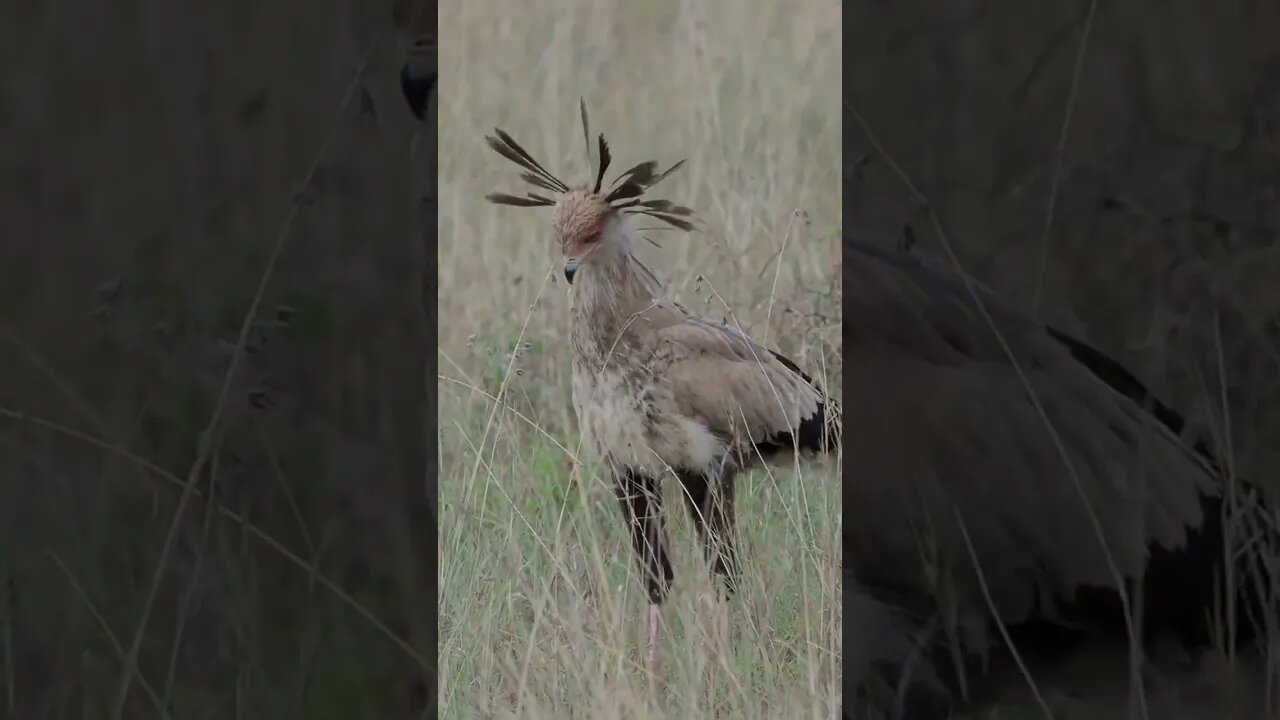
[437, 0, 842, 716]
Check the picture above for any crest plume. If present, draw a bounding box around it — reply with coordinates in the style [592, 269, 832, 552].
[484, 100, 697, 232]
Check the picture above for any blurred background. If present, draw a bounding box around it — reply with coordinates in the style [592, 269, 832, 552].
[1, 0, 435, 717]
[437, 0, 840, 716]
[849, 0, 1280, 482]
[848, 0, 1280, 716]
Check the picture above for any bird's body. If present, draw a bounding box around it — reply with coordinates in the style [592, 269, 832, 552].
[841, 232, 1275, 716]
[568, 246, 828, 477]
[485, 105, 838, 672]
[566, 246, 702, 478]
[846, 236, 1217, 639]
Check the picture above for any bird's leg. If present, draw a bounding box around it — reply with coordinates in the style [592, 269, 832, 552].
[680, 468, 739, 658]
[647, 603, 664, 672]
[614, 469, 673, 675]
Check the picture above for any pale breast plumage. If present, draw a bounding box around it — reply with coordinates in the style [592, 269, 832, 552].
[571, 361, 725, 477]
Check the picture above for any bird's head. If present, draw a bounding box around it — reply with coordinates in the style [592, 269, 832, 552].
[552, 190, 613, 281]
[485, 100, 695, 284]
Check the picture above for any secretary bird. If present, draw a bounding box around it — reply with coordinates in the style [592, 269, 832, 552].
[842, 229, 1277, 718]
[484, 102, 839, 672]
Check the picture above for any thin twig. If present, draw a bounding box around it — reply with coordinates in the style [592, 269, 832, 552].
[47, 552, 171, 718]
[158, 441, 220, 711]
[1033, 0, 1100, 315]
[762, 208, 802, 345]
[952, 508, 1054, 719]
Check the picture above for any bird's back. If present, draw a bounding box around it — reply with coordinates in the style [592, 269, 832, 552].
[842, 234, 1261, 651]
[569, 281, 835, 476]
[842, 235, 1280, 717]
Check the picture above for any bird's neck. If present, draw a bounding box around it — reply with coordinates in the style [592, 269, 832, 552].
[569, 250, 666, 355]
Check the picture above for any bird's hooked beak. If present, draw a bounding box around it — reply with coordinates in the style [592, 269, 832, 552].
[563, 260, 578, 284]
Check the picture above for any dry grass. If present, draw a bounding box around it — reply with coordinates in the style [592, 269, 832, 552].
[436, 0, 841, 716]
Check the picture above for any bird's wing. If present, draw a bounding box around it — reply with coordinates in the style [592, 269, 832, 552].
[842, 237, 1220, 639]
[649, 312, 828, 449]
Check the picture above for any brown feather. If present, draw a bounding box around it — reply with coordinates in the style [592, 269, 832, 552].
[649, 159, 686, 187]
[485, 129, 569, 193]
[593, 134, 611, 194]
[485, 192, 554, 207]
[607, 159, 687, 209]
[627, 209, 696, 231]
[610, 160, 657, 187]
[842, 235, 1226, 657]
[659, 321, 824, 448]
[605, 181, 646, 204]
[579, 98, 592, 173]
[614, 199, 695, 215]
[519, 172, 564, 193]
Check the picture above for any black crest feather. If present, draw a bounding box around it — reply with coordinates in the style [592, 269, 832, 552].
[485, 102, 695, 233]
[485, 130, 568, 193]
[485, 192, 554, 207]
[594, 134, 611, 194]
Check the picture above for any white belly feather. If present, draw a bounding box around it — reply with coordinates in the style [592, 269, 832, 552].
[572, 367, 723, 477]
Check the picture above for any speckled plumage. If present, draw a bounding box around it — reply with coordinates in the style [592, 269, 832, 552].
[565, 231, 830, 479]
